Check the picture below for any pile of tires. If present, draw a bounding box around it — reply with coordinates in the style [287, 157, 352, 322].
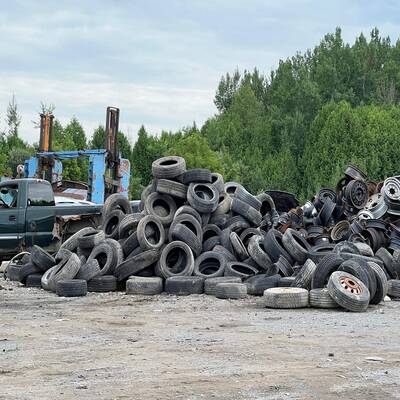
[5, 158, 400, 310]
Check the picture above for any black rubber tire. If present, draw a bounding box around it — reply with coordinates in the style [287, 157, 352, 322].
[308, 244, 336, 263]
[360, 260, 377, 300]
[275, 255, 294, 277]
[229, 232, 249, 261]
[234, 186, 261, 211]
[388, 279, 400, 298]
[41, 265, 59, 291]
[212, 192, 232, 216]
[56, 279, 87, 297]
[182, 168, 212, 184]
[47, 254, 81, 292]
[106, 238, 124, 268]
[247, 235, 274, 272]
[137, 215, 165, 251]
[337, 259, 369, 289]
[257, 193, 276, 216]
[368, 262, 388, 305]
[278, 276, 296, 287]
[152, 156, 186, 179]
[215, 282, 247, 299]
[231, 198, 262, 226]
[282, 228, 311, 264]
[220, 227, 235, 254]
[25, 273, 43, 288]
[156, 179, 188, 200]
[194, 251, 226, 278]
[202, 224, 222, 242]
[311, 253, 344, 289]
[87, 242, 116, 276]
[327, 271, 370, 312]
[165, 276, 204, 295]
[291, 259, 317, 290]
[201, 212, 212, 227]
[212, 245, 236, 262]
[59, 227, 98, 253]
[204, 276, 241, 296]
[101, 209, 125, 239]
[309, 288, 339, 308]
[114, 249, 160, 281]
[264, 287, 309, 308]
[87, 275, 117, 292]
[264, 229, 294, 264]
[187, 183, 219, 213]
[156, 241, 194, 278]
[121, 232, 140, 257]
[19, 262, 41, 284]
[333, 241, 361, 255]
[30, 245, 56, 272]
[5, 264, 21, 281]
[245, 274, 280, 296]
[240, 228, 260, 247]
[202, 236, 221, 252]
[126, 277, 163, 295]
[118, 213, 142, 240]
[211, 173, 224, 193]
[354, 242, 374, 257]
[223, 215, 250, 232]
[102, 193, 132, 218]
[55, 248, 74, 263]
[76, 259, 101, 281]
[224, 262, 258, 279]
[174, 206, 202, 225]
[224, 182, 243, 196]
[139, 182, 156, 212]
[170, 223, 202, 256]
[375, 248, 397, 279]
[145, 192, 177, 226]
[78, 228, 106, 249]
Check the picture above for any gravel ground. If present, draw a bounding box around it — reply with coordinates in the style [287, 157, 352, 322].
[1, 277, 400, 400]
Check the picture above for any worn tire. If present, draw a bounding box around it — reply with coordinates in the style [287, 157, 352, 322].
[212, 245, 236, 262]
[212, 192, 232, 216]
[25, 273, 43, 288]
[48, 254, 81, 292]
[311, 253, 343, 289]
[152, 156, 186, 179]
[368, 262, 388, 305]
[229, 231, 249, 261]
[78, 228, 106, 249]
[247, 235, 274, 272]
[156, 179, 188, 200]
[282, 228, 311, 264]
[388, 279, 400, 298]
[264, 287, 309, 308]
[126, 277, 163, 295]
[224, 262, 258, 280]
[165, 276, 204, 295]
[170, 223, 202, 256]
[194, 251, 226, 278]
[101, 209, 125, 239]
[182, 168, 212, 184]
[156, 241, 194, 278]
[327, 271, 369, 312]
[234, 186, 261, 211]
[59, 227, 97, 253]
[75, 259, 101, 281]
[118, 213, 142, 240]
[375, 248, 397, 279]
[278, 276, 296, 287]
[87, 275, 117, 292]
[291, 259, 317, 290]
[114, 249, 160, 281]
[187, 183, 219, 213]
[231, 198, 262, 226]
[30, 245, 56, 272]
[211, 173, 224, 193]
[215, 283, 247, 299]
[5, 263, 21, 281]
[309, 288, 339, 308]
[337, 259, 369, 289]
[19, 262, 41, 284]
[102, 193, 132, 218]
[137, 215, 165, 251]
[204, 276, 241, 296]
[87, 242, 116, 276]
[245, 274, 280, 296]
[145, 192, 177, 226]
[264, 229, 293, 264]
[56, 279, 87, 297]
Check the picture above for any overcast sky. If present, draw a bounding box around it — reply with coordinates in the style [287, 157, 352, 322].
[0, 0, 399, 144]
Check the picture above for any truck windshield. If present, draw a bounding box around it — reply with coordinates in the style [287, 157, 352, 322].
[0, 184, 18, 208]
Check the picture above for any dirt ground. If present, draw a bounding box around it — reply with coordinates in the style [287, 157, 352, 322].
[1, 277, 400, 400]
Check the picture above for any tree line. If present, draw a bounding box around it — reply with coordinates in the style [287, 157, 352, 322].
[2, 27, 400, 201]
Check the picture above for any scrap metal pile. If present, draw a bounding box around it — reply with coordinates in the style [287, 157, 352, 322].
[5, 157, 400, 311]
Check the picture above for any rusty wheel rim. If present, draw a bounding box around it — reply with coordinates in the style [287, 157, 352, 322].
[339, 276, 363, 295]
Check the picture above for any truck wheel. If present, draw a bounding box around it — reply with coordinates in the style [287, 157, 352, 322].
[102, 193, 132, 219]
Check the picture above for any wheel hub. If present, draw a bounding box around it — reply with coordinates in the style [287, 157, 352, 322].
[339, 276, 363, 295]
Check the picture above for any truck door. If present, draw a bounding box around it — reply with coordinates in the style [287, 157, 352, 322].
[25, 181, 56, 248]
[0, 182, 24, 252]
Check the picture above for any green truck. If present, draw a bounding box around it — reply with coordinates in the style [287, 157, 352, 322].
[0, 178, 103, 261]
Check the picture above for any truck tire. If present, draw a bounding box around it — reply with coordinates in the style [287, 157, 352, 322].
[102, 193, 132, 218]
[165, 276, 204, 295]
[375, 248, 397, 279]
[216, 282, 247, 299]
[309, 288, 339, 308]
[126, 277, 163, 295]
[327, 271, 369, 312]
[224, 262, 258, 279]
[78, 229, 105, 249]
[151, 156, 186, 179]
[156, 241, 194, 278]
[59, 227, 98, 253]
[76, 259, 101, 281]
[25, 273, 43, 288]
[204, 276, 241, 296]
[87, 275, 117, 292]
[194, 251, 226, 278]
[30, 245, 56, 272]
[56, 279, 87, 297]
[264, 287, 309, 309]
[114, 249, 160, 281]
[337, 259, 369, 288]
[102, 210, 125, 239]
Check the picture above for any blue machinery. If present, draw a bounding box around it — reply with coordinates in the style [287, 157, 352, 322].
[24, 107, 130, 204]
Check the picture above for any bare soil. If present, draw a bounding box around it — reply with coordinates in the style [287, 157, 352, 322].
[1, 278, 400, 400]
